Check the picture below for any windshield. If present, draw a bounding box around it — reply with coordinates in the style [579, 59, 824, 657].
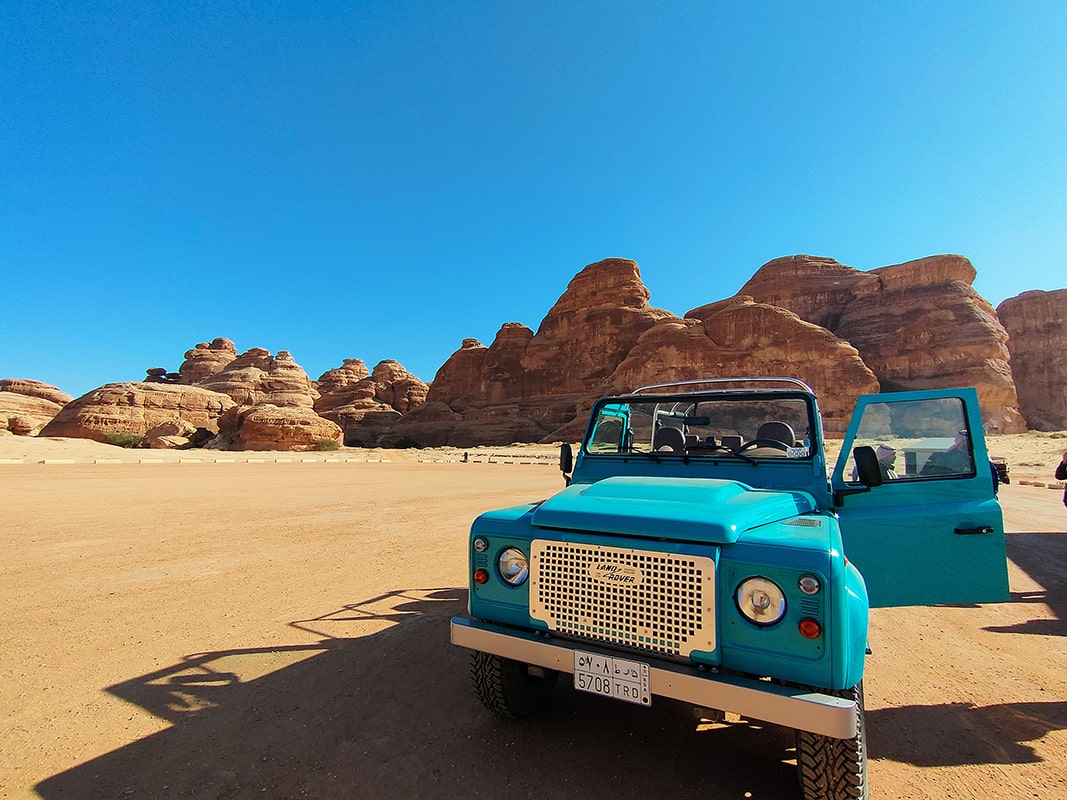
[584, 392, 816, 460]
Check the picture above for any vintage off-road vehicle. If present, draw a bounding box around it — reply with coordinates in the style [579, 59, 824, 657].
[451, 378, 1009, 800]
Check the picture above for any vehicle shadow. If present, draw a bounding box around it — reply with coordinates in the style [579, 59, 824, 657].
[36, 587, 799, 800]
[868, 700, 1067, 766]
[989, 532, 1067, 636]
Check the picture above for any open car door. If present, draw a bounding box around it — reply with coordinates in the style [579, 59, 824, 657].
[832, 388, 1009, 608]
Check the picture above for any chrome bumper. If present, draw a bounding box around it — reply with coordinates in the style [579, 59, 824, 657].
[451, 616, 857, 739]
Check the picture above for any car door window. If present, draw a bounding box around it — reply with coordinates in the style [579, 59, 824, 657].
[845, 396, 975, 482]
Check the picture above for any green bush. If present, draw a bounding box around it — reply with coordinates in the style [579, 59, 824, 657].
[105, 432, 142, 448]
[313, 438, 341, 451]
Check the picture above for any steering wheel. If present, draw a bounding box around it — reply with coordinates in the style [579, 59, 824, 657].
[737, 438, 790, 453]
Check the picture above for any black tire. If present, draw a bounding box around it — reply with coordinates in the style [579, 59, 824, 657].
[796, 682, 868, 800]
[470, 651, 558, 719]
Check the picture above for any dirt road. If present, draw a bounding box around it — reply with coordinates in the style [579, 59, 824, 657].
[1, 461, 1064, 799]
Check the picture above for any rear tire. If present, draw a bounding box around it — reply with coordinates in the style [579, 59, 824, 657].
[470, 652, 558, 719]
[796, 682, 868, 800]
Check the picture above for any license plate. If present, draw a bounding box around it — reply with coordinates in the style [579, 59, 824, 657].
[573, 651, 651, 706]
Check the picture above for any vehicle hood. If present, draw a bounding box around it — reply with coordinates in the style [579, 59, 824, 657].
[531, 476, 815, 544]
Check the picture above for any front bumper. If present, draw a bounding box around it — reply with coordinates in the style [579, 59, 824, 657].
[451, 616, 857, 739]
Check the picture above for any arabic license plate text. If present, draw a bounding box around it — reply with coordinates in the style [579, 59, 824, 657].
[573, 651, 651, 706]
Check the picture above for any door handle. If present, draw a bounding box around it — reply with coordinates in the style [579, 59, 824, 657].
[954, 525, 994, 535]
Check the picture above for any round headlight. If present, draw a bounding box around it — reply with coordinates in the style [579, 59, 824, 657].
[736, 577, 787, 626]
[498, 547, 529, 586]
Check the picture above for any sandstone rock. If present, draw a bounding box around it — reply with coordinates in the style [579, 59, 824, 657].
[836, 257, 1023, 432]
[520, 259, 676, 397]
[997, 289, 1067, 430]
[0, 379, 74, 435]
[315, 360, 428, 446]
[424, 339, 489, 408]
[314, 359, 370, 403]
[39, 383, 236, 443]
[7, 415, 36, 436]
[216, 404, 342, 451]
[381, 399, 557, 448]
[735, 255, 867, 330]
[178, 338, 238, 383]
[199, 348, 317, 408]
[737, 254, 1025, 432]
[390, 259, 678, 446]
[140, 419, 199, 449]
[0, 378, 74, 407]
[671, 300, 879, 432]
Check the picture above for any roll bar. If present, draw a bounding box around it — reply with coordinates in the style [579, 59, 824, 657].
[631, 377, 815, 395]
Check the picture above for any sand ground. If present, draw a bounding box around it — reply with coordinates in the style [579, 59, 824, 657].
[1, 435, 1065, 799]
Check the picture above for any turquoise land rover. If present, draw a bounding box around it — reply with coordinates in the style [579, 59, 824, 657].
[451, 378, 1009, 800]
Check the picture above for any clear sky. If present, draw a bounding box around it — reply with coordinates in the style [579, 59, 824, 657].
[2, 1, 1065, 398]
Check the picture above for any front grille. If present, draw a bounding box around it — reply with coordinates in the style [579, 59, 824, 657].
[529, 540, 716, 658]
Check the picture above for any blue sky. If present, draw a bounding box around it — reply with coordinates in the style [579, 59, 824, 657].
[2, 1, 1065, 398]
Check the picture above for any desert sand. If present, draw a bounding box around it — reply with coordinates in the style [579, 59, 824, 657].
[1, 434, 1065, 799]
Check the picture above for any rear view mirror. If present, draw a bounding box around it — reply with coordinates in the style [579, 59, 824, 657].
[560, 443, 574, 485]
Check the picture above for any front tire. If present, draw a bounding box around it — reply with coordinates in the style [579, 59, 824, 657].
[796, 682, 868, 800]
[470, 652, 558, 719]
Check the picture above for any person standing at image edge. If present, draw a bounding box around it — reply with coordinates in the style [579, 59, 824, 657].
[1056, 451, 1067, 507]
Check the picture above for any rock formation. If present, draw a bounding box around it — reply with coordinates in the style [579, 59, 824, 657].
[0, 379, 73, 436]
[738, 254, 1025, 432]
[178, 338, 238, 383]
[15, 251, 1057, 449]
[216, 404, 342, 451]
[139, 419, 199, 449]
[997, 289, 1067, 430]
[673, 298, 879, 432]
[199, 349, 318, 408]
[315, 359, 428, 446]
[39, 383, 236, 444]
[388, 259, 677, 446]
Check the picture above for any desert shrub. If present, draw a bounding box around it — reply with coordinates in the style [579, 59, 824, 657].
[313, 438, 340, 451]
[105, 432, 142, 448]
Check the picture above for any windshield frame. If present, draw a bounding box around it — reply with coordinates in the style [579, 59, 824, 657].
[581, 389, 821, 462]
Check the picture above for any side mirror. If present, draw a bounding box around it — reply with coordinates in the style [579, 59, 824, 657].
[853, 445, 883, 487]
[560, 443, 574, 486]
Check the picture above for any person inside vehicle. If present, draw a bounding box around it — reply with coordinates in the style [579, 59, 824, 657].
[875, 445, 898, 480]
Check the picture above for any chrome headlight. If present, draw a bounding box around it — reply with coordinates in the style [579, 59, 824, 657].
[498, 547, 529, 586]
[736, 577, 787, 626]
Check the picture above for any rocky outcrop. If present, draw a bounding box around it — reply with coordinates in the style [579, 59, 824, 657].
[519, 259, 676, 397]
[39, 383, 236, 443]
[216, 404, 342, 451]
[19, 252, 1049, 449]
[739, 254, 1025, 432]
[199, 349, 318, 408]
[667, 299, 879, 432]
[388, 259, 677, 446]
[315, 360, 428, 446]
[0, 379, 73, 436]
[178, 338, 238, 383]
[139, 419, 199, 449]
[388, 253, 1035, 445]
[997, 289, 1067, 430]
[735, 255, 867, 330]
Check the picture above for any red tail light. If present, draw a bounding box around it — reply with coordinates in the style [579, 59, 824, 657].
[798, 618, 822, 639]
